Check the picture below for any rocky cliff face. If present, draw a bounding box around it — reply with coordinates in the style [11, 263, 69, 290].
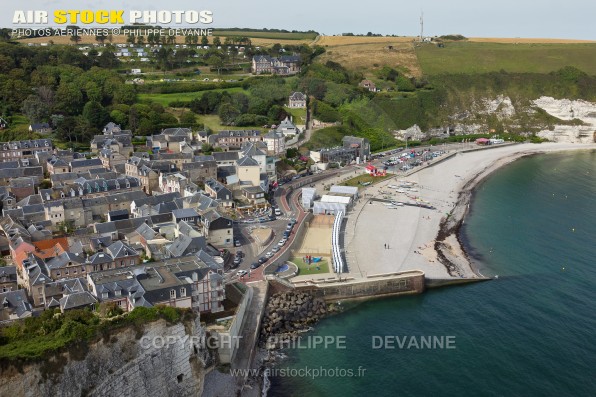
[0, 318, 212, 397]
[394, 96, 596, 143]
[533, 96, 596, 143]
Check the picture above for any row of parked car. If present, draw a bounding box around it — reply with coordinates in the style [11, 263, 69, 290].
[250, 219, 297, 270]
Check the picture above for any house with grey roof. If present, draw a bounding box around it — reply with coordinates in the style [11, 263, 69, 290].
[47, 156, 70, 174]
[99, 148, 128, 169]
[130, 192, 180, 217]
[275, 116, 300, 137]
[88, 256, 224, 313]
[182, 157, 217, 184]
[0, 266, 17, 292]
[252, 54, 301, 75]
[201, 209, 233, 248]
[167, 234, 207, 258]
[0, 139, 52, 163]
[70, 158, 104, 173]
[204, 179, 233, 207]
[212, 151, 241, 167]
[0, 289, 33, 321]
[102, 122, 122, 135]
[207, 130, 263, 149]
[263, 131, 286, 155]
[172, 208, 200, 225]
[59, 290, 97, 313]
[42, 277, 88, 310]
[288, 91, 306, 108]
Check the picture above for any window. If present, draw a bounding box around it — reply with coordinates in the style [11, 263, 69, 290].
[115, 290, 121, 297]
[170, 289, 176, 299]
[180, 287, 186, 297]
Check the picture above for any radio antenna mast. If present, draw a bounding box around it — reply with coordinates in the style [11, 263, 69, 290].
[420, 11, 424, 42]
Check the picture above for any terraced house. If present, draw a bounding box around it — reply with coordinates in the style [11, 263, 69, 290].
[0, 139, 53, 162]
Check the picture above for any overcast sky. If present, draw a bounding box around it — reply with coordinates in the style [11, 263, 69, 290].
[3, 0, 595, 40]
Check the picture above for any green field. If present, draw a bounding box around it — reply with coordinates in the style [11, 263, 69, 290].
[139, 87, 247, 106]
[199, 114, 266, 132]
[214, 30, 317, 41]
[290, 257, 330, 275]
[417, 42, 596, 75]
[284, 106, 307, 125]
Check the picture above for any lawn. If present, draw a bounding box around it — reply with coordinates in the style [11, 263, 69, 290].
[198, 114, 266, 132]
[416, 42, 596, 75]
[139, 87, 247, 106]
[290, 257, 330, 275]
[284, 106, 307, 125]
[342, 173, 393, 188]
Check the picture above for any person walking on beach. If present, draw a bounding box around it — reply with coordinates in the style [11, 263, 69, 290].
[384, 243, 387, 249]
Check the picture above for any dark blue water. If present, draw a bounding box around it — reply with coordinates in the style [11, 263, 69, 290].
[270, 150, 596, 397]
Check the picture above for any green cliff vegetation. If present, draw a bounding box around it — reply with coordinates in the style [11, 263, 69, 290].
[0, 305, 193, 361]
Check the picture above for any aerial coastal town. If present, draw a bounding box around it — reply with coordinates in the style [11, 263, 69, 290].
[1, 9, 596, 395]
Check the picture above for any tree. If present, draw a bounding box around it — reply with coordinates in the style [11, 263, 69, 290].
[126, 35, 135, 44]
[110, 109, 127, 127]
[179, 111, 196, 124]
[55, 82, 84, 115]
[95, 34, 107, 44]
[213, 36, 221, 46]
[70, 35, 82, 45]
[56, 116, 77, 143]
[82, 101, 109, 128]
[207, 54, 225, 74]
[22, 95, 50, 123]
[201, 36, 209, 46]
[98, 51, 119, 68]
[217, 103, 240, 124]
[201, 143, 214, 154]
[137, 36, 145, 45]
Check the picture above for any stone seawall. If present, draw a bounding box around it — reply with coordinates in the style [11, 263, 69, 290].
[0, 317, 211, 397]
[292, 270, 425, 302]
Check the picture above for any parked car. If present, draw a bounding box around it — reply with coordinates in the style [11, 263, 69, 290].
[265, 251, 274, 259]
[234, 239, 241, 247]
[237, 270, 248, 276]
[235, 250, 244, 258]
[271, 246, 280, 253]
[250, 262, 262, 269]
[278, 239, 286, 247]
[233, 257, 242, 266]
[258, 257, 267, 264]
[275, 208, 282, 216]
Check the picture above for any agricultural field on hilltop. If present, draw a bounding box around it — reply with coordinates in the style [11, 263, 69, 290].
[19, 31, 315, 46]
[315, 36, 422, 78]
[213, 30, 317, 41]
[467, 37, 596, 44]
[316, 36, 414, 46]
[417, 42, 596, 75]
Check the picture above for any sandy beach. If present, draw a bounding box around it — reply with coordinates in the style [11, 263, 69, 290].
[345, 142, 596, 280]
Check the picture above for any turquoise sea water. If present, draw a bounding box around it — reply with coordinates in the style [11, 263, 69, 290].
[270, 150, 596, 397]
